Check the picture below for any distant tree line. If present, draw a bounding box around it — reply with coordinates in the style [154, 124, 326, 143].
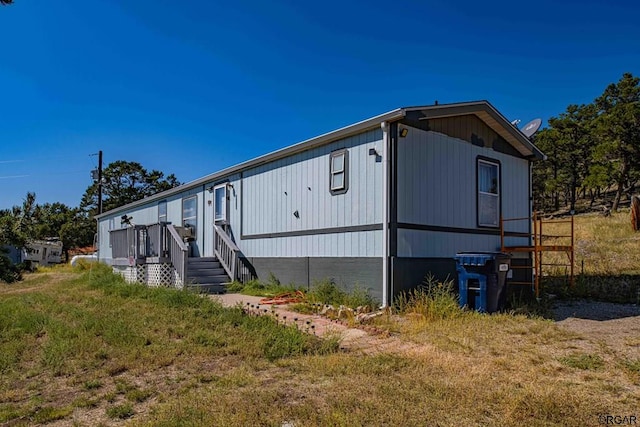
[0, 161, 180, 282]
[532, 72, 640, 213]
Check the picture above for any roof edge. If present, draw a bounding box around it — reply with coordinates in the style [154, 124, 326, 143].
[96, 108, 405, 219]
[404, 100, 544, 159]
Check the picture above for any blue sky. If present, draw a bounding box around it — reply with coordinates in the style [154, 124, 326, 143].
[1, 0, 638, 210]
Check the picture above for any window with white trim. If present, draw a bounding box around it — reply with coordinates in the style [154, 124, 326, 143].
[477, 159, 500, 227]
[182, 196, 197, 238]
[214, 184, 227, 223]
[158, 200, 167, 223]
[108, 218, 115, 247]
[329, 149, 349, 195]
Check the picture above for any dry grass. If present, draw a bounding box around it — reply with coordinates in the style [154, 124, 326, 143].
[1, 263, 639, 426]
[543, 210, 640, 275]
[530, 211, 640, 301]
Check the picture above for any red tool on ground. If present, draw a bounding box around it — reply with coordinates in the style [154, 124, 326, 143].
[259, 290, 305, 305]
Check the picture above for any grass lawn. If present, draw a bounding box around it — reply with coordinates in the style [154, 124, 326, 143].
[1, 262, 638, 426]
[2, 210, 640, 426]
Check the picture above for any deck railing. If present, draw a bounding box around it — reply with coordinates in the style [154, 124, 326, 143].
[166, 224, 189, 286]
[110, 228, 131, 259]
[146, 222, 170, 258]
[214, 224, 252, 282]
[214, 224, 237, 281]
[110, 226, 146, 260]
[111, 222, 250, 285]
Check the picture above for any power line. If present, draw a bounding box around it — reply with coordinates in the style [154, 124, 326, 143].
[0, 170, 87, 179]
[0, 154, 97, 165]
[0, 174, 30, 179]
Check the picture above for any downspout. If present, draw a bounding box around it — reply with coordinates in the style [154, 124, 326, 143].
[381, 121, 390, 307]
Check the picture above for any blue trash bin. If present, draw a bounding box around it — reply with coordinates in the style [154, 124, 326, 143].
[454, 252, 511, 313]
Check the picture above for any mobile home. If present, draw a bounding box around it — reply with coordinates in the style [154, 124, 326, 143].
[96, 101, 544, 306]
[5, 239, 64, 267]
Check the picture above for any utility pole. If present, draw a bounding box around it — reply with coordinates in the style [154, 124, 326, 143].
[98, 150, 103, 215]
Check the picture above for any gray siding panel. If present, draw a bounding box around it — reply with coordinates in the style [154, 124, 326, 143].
[240, 129, 383, 258]
[397, 126, 530, 257]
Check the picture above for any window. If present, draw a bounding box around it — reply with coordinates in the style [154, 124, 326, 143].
[158, 200, 167, 223]
[214, 184, 227, 223]
[330, 149, 349, 194]
[182, 196, 197, 238]
[108, 218, 115, 247]
[477, 158, 500, 227]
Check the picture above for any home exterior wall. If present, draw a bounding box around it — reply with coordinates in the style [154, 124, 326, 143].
[236, 128, 384, 295]
[239, 128, 383, 257]
[95, 107, 537, 303]
[392, 122, 532, 293]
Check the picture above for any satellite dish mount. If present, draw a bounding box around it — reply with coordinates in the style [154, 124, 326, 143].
[521, 118, 542, 138]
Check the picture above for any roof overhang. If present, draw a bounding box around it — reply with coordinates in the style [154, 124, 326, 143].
[404, 101, 545, 160]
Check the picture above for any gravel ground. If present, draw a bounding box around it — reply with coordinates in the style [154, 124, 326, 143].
[553, 300, 640, 360]
[553, 300, 640, 321]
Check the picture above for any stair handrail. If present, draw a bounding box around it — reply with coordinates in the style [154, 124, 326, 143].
[213, 224, 239, 282]
[166, 224, 189, 287]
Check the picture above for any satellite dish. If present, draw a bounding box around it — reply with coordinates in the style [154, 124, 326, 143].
[521, 118, 542, 138]
[511, 119, 521, 126]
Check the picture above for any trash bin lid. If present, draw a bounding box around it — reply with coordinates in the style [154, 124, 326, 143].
[454, 253, 494, 266]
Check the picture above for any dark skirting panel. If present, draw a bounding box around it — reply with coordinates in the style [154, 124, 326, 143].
[391, 256, 534, 303]
[391, 257, 458, 297]
[248, 257, 383, 302]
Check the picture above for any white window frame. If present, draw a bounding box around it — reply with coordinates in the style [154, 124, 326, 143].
[213, 184, 227, 223]
[158, 200, 167, 223]
[477, 158, 500, 228]
[108, 218, 115, 247]
[182, 196, 198, 238]
[329, 149, 349, 195]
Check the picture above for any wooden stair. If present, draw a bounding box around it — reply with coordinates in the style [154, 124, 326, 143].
[186, 257, 229, 294]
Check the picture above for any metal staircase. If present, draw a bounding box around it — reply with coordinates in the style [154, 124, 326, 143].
[186, 257, 229, 294]
[500, 213, 575, 298]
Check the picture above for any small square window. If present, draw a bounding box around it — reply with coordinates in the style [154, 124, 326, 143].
[329, 149, 349, 195]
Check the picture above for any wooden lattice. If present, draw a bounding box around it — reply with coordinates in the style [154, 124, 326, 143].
[113, 263, 184, 289]
[147, 264, 174, 287]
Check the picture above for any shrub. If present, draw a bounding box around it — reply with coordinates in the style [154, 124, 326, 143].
[559, 353, 604, 370]
[106, 403, 134, 419]
[394, 275, 462, 321]
[305, 280, 378, 310]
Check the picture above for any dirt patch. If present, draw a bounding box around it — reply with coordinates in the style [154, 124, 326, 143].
[216, 293, 640, 361]
[0, 273, 78, 295]
[213, 294, 425, 355]
[552, 300, 640, 360]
